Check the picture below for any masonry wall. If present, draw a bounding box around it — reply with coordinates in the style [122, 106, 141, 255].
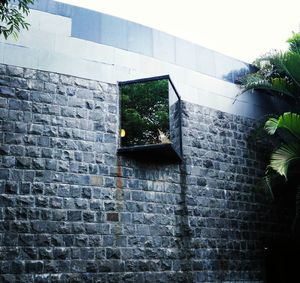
[0, 63, 291, 283]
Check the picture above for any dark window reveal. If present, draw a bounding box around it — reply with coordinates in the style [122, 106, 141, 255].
[120, 79, 169, 147]
[118, 75, 182, 163]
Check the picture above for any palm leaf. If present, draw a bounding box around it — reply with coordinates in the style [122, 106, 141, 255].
[254, 175, 275, 201]
[271, 78, 297, 99]
[278, 52, 300, 89]
[238, 73, 296, 99]
[287, 33, 300, 54]
[264, 112, 300, 139]
[264, 118, 279, 135]
[269, 143, 300, 179]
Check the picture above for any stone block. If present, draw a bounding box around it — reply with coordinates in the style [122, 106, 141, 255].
[67, 211, 82, 221]
[90, 176, 103, 186]
[106, 212, 119, 222]
[6, 65, 24, 77]
[15, 157, 31, 169]
[0, 86, 15, 98]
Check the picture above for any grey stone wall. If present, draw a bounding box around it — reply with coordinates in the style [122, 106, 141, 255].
[0, 63, 291, 282]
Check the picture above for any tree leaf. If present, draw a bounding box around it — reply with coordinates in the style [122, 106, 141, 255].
[269, 142, 300, 179]
[0, 0, 33, 40]
[281, 52, 300, 89]
[264, 117, 279, 135]
[238, 73, 296, 99]
[264, 112, 300, 139]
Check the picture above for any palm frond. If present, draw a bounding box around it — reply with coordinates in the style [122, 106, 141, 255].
[264, 118, 279, 135]
[254, 175, 275, 201]
[264, 112, 300, 139]
[239, 74, 296, 99]
[267, 52, 287, 75]
[270, 77, 297, 99]
[269, 143, 300, 179]
[278, 52, 300, 89]
[287, 32, 300, 54]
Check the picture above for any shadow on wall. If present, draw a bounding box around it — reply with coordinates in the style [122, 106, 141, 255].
[222, 66, 257, 84]
[245, 119, 295, 282]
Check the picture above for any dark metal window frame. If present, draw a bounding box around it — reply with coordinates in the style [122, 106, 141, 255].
[117, 75, 183, 163]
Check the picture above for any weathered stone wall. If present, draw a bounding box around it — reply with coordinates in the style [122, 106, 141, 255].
[180, 103, 290, 282]
[0, 64, 290, 282]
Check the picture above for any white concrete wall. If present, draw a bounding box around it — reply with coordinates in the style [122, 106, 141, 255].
[0, 9, 276, 119]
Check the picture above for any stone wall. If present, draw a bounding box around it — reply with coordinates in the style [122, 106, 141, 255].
[0, 64, 291, 282]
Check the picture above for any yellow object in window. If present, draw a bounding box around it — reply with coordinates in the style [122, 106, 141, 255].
[120, 129, 126, 137]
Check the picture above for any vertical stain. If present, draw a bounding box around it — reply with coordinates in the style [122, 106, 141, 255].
[115, 156, 124, 236]
[179, 163, 193, 281]
[116, 157, 124, 209]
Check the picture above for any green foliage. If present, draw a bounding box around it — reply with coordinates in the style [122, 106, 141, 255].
[269, 142, 300, 179]
[0, 0, 34, 40]
[264, 113, 300, 179]
[240, 33, 300, 236]
[264, 112, 300, 139]
[263, 112, 300, 237]
[239, 33, 300, 104]
[287, 32, 300, 53]
[239, 33, 300, 184]
[120, 79, 170, 146]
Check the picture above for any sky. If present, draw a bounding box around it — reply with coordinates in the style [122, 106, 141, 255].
[57, 0, 300, 63]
